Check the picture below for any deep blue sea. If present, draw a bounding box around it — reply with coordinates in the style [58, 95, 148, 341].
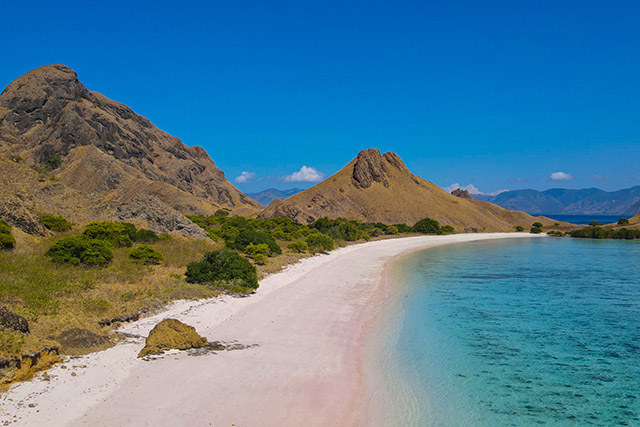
[539, 214, 626, 225]
[382, 238, 640, 426]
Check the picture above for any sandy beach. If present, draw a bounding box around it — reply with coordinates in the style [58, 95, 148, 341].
[0, 233, 540, 426]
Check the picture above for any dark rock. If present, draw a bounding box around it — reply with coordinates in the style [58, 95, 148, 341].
[0, 306, 29, 333]
[451, 188, 472, 199]
[0, 198, 46, 235]
[56, 328, 110, 350]
[351, 148, 408, 189]
[98, 312, 140, 327]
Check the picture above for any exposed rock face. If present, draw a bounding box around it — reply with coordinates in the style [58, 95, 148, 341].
[451, 188, 472, 199]
[0, 346, 60, 386]
[56, 328, 110, 351]
[117, 195, 208, 238]
[0, 306, 29, 333]
[0, 64, 260, 235]
[260, 148, 561, 230]
[138, 318, 208, 357]
[0, 197, 46, 235]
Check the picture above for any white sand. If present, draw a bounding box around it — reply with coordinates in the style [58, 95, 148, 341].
[0, 233, 541, 426]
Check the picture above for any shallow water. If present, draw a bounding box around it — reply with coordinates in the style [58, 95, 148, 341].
[381, 238, 640, 426]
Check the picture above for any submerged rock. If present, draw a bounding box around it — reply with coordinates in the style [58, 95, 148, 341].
[138, 319, 208, 357]
[0, 306, 29, 333]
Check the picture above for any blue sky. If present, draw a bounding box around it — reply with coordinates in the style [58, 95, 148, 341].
[2, 0, 639, 194]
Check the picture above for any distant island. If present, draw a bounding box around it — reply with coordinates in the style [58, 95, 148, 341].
[474, 186, 640, 216]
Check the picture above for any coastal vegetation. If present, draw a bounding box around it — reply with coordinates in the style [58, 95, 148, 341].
[185, 249, 259, 291]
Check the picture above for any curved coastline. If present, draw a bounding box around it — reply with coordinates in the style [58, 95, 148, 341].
[0, 233, 542, 426]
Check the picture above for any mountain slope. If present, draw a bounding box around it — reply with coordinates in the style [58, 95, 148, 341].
[0, 64, 260, 234]
[259, 149, 557, 231]
[246, 188, 304, 206]
[475, 187, 640, 215]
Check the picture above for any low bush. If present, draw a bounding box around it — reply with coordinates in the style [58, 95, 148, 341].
[135, 229, 159, 243]
[569, 227, 640, 240]
[41, 214, 73, 232]
[228, 229, 281, 255]
[515, 225, 525, 232]
[441, 225, 455, 234]
[0, 219, 15, 250]
[306, 234, 334, 254]
[45, 154, 61, 170]
[530, 227, 543, 234]
[287, 241, 308, 253]
[532, 222, 543, 228]
[185, 249, 258, 289]
[413, 217, 441, 235]
[618, 218, 630, 226]
[129, 244, 164, 264]
[82, 222, 136, 247]
[45, 236, 113, 266]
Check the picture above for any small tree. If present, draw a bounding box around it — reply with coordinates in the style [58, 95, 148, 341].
[45, 154, 61, 170]
[129, 244, 163, 265]
[515, 225, 525, 232]
[82, 222, 136, 247]
[413, 217, 442, 235]
[589, 221, 600, 227]
[0, 219, 15, 250]
[135, 229, 159, 243]
[530, 226, 543, 234]
[618, 218, 630, 226]
[441, 225, 455, 235]
[532, 222, 543, 228]
[185, 249, 258, 289]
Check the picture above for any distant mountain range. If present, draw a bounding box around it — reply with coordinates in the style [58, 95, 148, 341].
[246, 188, 304, 206]
[473, 187, 640, 216]
[259, 148, 558, 231]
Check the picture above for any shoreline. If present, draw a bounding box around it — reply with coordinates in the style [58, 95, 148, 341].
[0, 233, 542, 426]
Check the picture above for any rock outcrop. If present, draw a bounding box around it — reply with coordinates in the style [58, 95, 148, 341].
[138, 318, 208, 357]
[0, 65, 260, 235]
[0, 307, 29, 333]
[451, 188, 472, 199]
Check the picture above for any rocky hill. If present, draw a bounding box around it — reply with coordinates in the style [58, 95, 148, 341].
[259, 148, 558, 231]
[474, 187, 640, 215]
[0, 65, 260, 235]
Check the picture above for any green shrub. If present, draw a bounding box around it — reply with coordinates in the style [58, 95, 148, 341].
[45, 236, 113, 266]
[41, 214, 73, 232]
[306, 234, 334, 254]
[245, 243, 270, 256]
[185, 249, 258, 289]
[228, 229, 281, 255]
[532, 222, 543, 228]
[129, 244, 164, 265]
[0, 232, 16, 250]
[214, 209, 230, 217]
[253, 254, 268, 265]
[441, 225, 455, 234]
[413, 217, 442, 235]
[589, 221, 600, 227]
[0, 219, 15, 250]
[0, 219, 12, 235]
[618, 218, 630, 226]
[45, 154, 61, 170]
[530, 227, 543, 234]
[287, 241, 308, 253]
[135, 229, 159, 243]
[310, 217, 364, 241]
[82, 222, 136, 247]
[515, 225, 525, 232]
[394, 223, 413, 233]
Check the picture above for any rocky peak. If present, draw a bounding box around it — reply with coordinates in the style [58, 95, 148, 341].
[351, 148, 407, 189]
[451, 188, 472, 199]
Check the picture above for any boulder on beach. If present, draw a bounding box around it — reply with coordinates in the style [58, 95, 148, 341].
[138, 318, 208, 357]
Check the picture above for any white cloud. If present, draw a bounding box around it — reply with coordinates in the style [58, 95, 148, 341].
[282, 166, 324, 183]
[550, 171, 574, 181]
[443, 183, 508, 196]
[234, 171, 256, 183]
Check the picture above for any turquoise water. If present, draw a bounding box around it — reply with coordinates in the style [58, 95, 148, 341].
[385, 238, 640, 426]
